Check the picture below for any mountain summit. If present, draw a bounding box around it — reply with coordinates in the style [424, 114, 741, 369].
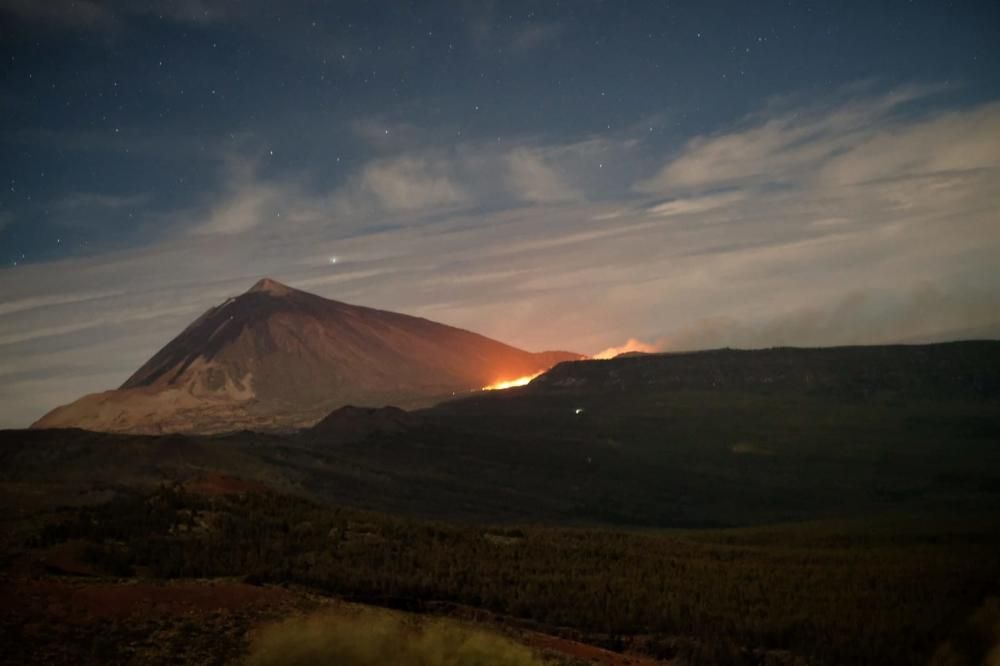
[33, 279, 581, 434]
[246, 276, 295, 296]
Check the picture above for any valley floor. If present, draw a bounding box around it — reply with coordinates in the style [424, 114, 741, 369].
[0, 576, 665, 666]
[2, 484, 998, 665]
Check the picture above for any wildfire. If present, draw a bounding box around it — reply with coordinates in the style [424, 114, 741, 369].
[592, 338, 659, 359]
[481, 371, 543, 391]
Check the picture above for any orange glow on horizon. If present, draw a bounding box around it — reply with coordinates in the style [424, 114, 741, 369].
[592, 338, 659, 359]
[481, 371, 543, 391]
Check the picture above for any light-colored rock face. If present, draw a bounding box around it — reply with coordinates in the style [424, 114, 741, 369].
[33, 279, 582, 434]
[31, 387, 263, 435]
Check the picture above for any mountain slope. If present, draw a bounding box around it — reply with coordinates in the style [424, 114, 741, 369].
[32, 278, 581, 434]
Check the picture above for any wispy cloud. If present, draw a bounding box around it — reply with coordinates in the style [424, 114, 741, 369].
[0, 288, 127, 318]
[335, 156, 471, 216]
[184, 134, 617, 234]
[647, 192, 745, 217]
[661, 285, 1000, 351]
[510, 22, 563, 53]
[504, 148, 583, 204]
[0, 302, 199, 347]
[636, 86, 952, 194]
[466, 4, 564, 56]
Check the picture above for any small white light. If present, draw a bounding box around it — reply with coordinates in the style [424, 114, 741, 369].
[574, 408, 584, 415]
[329, 256, 338, 264]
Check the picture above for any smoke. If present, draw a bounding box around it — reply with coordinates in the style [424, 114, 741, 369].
[590, 285, 1000, 360]
[592, 338, 661, 359]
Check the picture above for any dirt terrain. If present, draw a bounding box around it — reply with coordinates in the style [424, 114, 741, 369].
[0, 576, 670, 665]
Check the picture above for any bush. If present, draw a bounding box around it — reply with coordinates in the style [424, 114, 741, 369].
[246, 609, 547, 666]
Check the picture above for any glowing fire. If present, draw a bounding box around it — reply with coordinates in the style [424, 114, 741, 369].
[482, 371, 543, 391]
[592, 338, 659, 359]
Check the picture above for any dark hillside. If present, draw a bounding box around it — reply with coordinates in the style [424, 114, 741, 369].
[532, 341, 1000, 397]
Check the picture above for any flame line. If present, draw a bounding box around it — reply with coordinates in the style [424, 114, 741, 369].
[481, 371, 543, 391]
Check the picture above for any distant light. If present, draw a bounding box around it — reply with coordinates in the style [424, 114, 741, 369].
[329, 256, 338, 264]
[574, 408, 584, 415]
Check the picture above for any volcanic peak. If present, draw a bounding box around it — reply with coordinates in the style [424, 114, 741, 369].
[247, 277, 295, 297]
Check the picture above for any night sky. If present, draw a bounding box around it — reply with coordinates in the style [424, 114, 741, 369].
[1, 0, 999, 426]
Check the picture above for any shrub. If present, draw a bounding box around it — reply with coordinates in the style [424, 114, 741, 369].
[246, 609, 547, 666]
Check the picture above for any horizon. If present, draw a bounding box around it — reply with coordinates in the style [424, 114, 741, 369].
[2, 0, 999, 427]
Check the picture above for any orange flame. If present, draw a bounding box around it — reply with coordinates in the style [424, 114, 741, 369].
[482, 371, 543, 391]
[592, 338, 659, 359]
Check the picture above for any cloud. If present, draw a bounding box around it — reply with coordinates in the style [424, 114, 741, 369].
[181, 135, 600, 236]
[196, 192, 262, 235]
[334, 156, 470, 215]
[350, 157, 470, 212]
[816, 103, 1000, 187]
[635, 86, 953, 194]
[194, 182, 290, 235]
[504, 148, 582, 204]
[0, 302, 199, 347]
[0, 288, 127, 317]
[327, 136, 611, 219]
[187, 153, 307, 236]
[647, 192, 745, 217]
[660, 285, 1000, 351]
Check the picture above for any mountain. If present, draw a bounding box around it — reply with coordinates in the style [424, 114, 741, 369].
[32, 278, 581, 434]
